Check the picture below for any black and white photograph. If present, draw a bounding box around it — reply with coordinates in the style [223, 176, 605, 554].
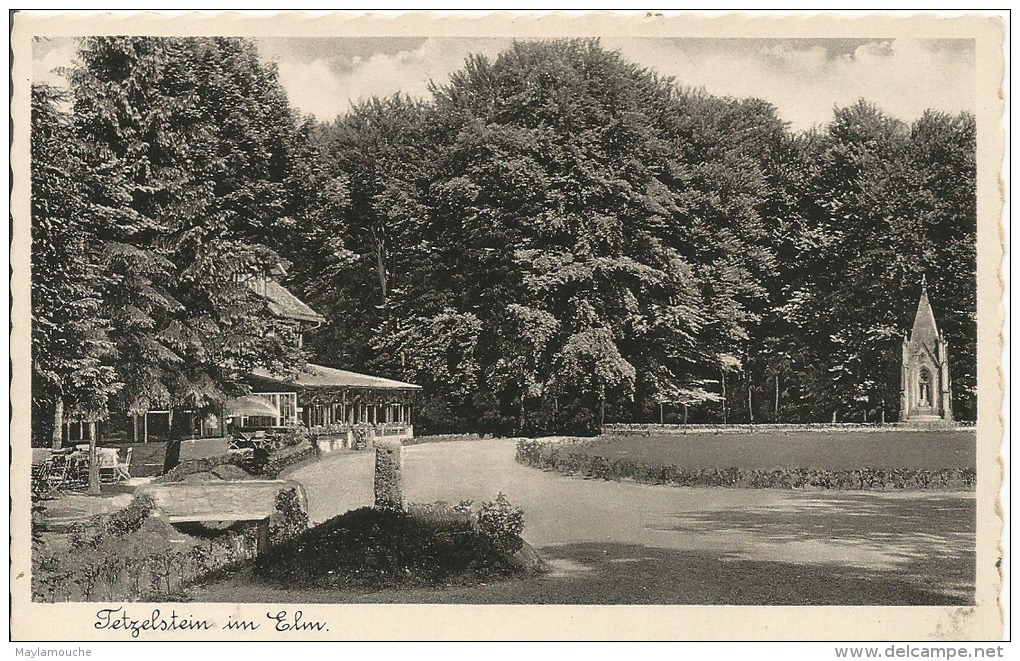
[9, 10, 1006, 644]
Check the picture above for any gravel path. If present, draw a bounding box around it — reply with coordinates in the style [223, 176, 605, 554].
[291, 439, 974, 576]
[186, 438, 974, 603]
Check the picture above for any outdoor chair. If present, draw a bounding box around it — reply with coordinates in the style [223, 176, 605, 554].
[43, 455, 70, 491]
[65, 454, 90, 491]
[98, 447, 119, 483]
[116, 448, 132, 481]
[97, 447, 131, 483]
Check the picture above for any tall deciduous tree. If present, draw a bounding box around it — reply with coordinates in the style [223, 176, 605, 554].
[289, 40, 977, 433]
[31, 83, 122, 452]
[68, 36, 312, 419]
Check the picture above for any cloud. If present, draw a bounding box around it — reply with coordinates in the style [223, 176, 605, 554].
[271, 37, 510, 122]
[31, 36, 976, 132]
[606, 37, 975, 130]
[32, 38, 77, 89]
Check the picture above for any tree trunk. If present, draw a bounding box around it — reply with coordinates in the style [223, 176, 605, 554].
[372, 228, 388, 304]
[51, 396, 64, 450]
[721, 371, 727, 425]
[659, 402, 664, 425]
[599, 384, 606, 431]
[683, 403, 689, 424]
[774, 374, 780, 423]
[87, 421, 100, 496]
[747, 383, 754, 424]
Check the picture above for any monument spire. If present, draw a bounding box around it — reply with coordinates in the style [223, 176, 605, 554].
[910, 275, 940, 346]
[900, 274, 953, 426]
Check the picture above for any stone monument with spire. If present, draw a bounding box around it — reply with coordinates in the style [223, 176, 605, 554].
[899, 276, 954, 427]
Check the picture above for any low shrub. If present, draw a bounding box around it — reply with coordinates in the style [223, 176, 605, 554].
[156, 452, 256, 482]
[269, 487, 309, 546]
[403, 434, 486, 446]
[69, 494, 157, 550]
[477, 493, 525, 555]
[34, 512, 260, 602]
[406, 500, 474, 524]
[265, 443, 320, 478]
[280, 425, 310, 448]
[515, 439, 977, 491]
[256, 495, 532, 590]
[351, 423, 372, 450]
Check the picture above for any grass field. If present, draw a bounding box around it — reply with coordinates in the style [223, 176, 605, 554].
[188, 439, 975, 605]
[582, 429, 976, 470]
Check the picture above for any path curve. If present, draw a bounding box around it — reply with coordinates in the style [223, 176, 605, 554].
[290, 439, 973, 577]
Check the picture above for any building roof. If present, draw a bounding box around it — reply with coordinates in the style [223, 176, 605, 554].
[250, 363, 421, 391]
[264, 280, 325, 324]
[908, 281, 941, 348]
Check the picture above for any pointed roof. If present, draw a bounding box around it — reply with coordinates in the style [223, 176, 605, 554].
[250, 363, 420, 391]
[263, 280, 325, 324]
[908, 277, 941, 348]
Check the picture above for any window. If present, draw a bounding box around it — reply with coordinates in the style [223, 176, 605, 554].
[919, 367, 932, 406]
[241, 392, 298, 427]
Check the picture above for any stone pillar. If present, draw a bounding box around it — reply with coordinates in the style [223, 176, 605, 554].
[940, 339, 953, 421]
[374, 439, 404, 511]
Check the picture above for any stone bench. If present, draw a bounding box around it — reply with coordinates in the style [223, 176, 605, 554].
[138, 480, 307, 555]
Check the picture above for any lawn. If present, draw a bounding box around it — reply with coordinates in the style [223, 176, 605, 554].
[581, 429, 976, 470]
[187, 439, 975, 605]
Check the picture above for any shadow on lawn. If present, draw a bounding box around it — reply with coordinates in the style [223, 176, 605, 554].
[662, 492, 975, 604]
[187, 538, 973, 605]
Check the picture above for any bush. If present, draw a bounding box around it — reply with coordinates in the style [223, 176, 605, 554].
[352, 423, 372, 450]
[515, 439, 978, 491]
[257, 495, 532, 590]
[406, 500, 474, 524]
[269, 487, 308, 545]
[35, 505, 260, 602]
[264, 443, 320, 478]
[157, 453, 255, 482]
[280, 425, 310, 448]
[69, 494, 156, 550]
[374, 440, 403, 511]
[477, 493, 525, 555]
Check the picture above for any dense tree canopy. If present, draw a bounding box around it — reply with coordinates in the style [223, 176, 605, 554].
[293, 39, 977, 433]
[32, 37, 978, 444]
[67, 37, 319, 413]
[31, 36, 321, 444]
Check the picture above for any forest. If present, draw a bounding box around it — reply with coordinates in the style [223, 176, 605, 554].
[30, 36, 977, 440]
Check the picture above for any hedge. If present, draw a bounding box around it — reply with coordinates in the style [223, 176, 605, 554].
[34, 488, 308, 602]
[255, 495, 531, 590]
[155, 442, 321, 482]
[515, 439, 977, 491]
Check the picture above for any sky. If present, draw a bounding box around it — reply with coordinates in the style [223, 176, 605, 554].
[33, 36, 975, 131]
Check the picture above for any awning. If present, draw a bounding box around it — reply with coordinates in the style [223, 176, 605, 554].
[249, 363, 421, 391]
[224, 395, 280, 418]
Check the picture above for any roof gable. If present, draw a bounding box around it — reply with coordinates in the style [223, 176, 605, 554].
[907, 283, 941, 349]
[263, 280, 325, 324]
[250, 363, 420, 391]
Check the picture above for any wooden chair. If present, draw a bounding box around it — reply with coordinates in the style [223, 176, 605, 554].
[98, 448, 119, 483]
[44, 455, 70, 491]
[116, 448, 132, 481]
